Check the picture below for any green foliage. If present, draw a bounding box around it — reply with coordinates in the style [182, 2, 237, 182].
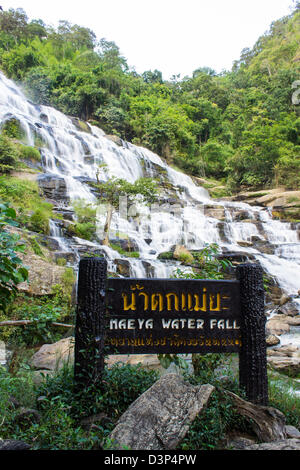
[61, 267, 76, 297]
[110, 243, 140, 258]
[72, 199, 97, 241]
[27, 207, 52, 234]
[0, 176, 53, 234]
[0, 203, 28, 312]
[1, 118, 26, 141]
[19, 145, 41, 162]
[0, 6, 299, 189]
[96, 176, 158, 209]
[28, 236, 45, 257]
[5, 283, 74, 347]
[179, 380, 247, 450]
[0, 133, 20, 173]
[9, 302, 62, 346]
[95, 176, 158, 244]
[173, 243, 232, 280]
[72, 222, 96, 241]
[268, 373, 300, 429]
[0, 362, 158, 449]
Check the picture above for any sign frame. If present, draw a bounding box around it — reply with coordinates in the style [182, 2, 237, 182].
[74, 258, 268, 405]
[105, 277, 242, 354]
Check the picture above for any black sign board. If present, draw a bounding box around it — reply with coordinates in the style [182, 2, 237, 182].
[105, 278, 241, 354]
[75, 258, 268, 406]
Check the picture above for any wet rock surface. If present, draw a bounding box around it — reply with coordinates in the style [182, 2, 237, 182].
[38, 173, 69, 202]
[267, 344, 300, 376]
[109, 374, 215, 450]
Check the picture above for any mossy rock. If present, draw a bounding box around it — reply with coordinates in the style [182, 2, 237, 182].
[70, 117, 91, 134]
[158, 251, 174, 260]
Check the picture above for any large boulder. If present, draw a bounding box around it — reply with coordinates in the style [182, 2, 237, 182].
[278, 301, 300, 317]
[114, 259, 131, 277]
[267, 345, 300, 376]
[17, 251, 66, 296]
[266, 318, 291, 336]
[109, 373, 214, 450]
[30, 337, 75, 371]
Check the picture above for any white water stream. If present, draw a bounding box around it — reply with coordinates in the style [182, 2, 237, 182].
[1, 70, 300, 349]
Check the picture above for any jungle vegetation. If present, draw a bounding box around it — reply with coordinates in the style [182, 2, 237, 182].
[0, 5, 299, 191]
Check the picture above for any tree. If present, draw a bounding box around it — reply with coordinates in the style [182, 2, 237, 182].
[26, 20, 47, 40]
[142, 69, 163, 84]
[0, 203, 28, 312]
[95, 173, 158, 246]
[0, 8, 28, 44]
[97, 38, 128, 71]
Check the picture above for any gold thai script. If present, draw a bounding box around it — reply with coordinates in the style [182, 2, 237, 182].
[121, 286, 228, 313]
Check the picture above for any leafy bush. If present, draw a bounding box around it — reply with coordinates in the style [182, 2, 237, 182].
[179, 380, 247, 450]
[268, 374, 300, 429]
[19, 145, 41, 162]
[73, 222, 96, 241]
[1, 118, 26, 140]
[0, 176, 53, 234]
[71, 200, 97, 241]
[27, 206, 52, 234]
[0, 133, 20, 173]
[8, 300, 64, 346]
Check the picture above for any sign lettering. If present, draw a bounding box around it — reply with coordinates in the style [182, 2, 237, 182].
[105, 278, 241, 354]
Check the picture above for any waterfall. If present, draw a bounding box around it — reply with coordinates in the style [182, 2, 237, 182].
[0, 70, 300, 307]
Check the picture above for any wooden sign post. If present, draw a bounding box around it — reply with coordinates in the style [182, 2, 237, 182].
[75, 258, 268, 405]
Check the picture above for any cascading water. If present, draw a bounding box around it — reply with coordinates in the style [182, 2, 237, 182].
[1, 70, 300, 332]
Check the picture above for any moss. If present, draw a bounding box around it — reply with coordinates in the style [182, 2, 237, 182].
[110, 243, 140, 258]
[56, 257, 67, 266]
[158, 251, 174, 260]
[209, 186, 231, 199]
[77, 120, 90, 133]
[272, 208, 300, 223]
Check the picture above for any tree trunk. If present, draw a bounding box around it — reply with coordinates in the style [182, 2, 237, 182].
[226, 391, 286, 443]
[102, 204, 113, 246]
